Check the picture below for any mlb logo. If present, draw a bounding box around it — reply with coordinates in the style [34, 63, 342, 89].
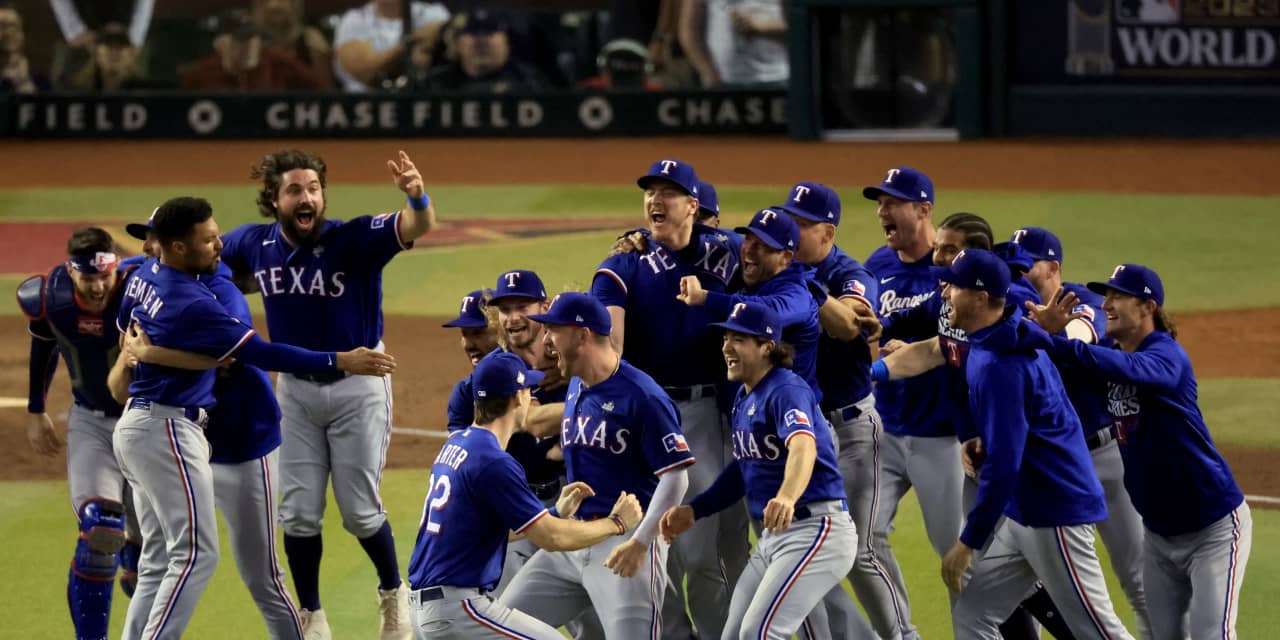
[1117, 0, 1179, 25]
[784, 409, 812, 429]
[662, 433, 690, 453]
[77, 316, 104, 336]
[843, 281, 866, 296]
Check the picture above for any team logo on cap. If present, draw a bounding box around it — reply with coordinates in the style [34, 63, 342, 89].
[884, 169, 900, 183]
[460, 295, 476, 314]
[730, 303, 747, 319]
[792, 185, 810, 202]
[758, 210, 777, 225]
[504, 272, 521, 288]
[660, 160, 678, 174]
[1012, 229, 1028, 244]
[1110, 264, 1126, 280]
[516, 371, 525, 385]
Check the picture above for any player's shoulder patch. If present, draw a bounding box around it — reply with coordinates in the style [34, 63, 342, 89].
[371, 211, 396, 229]
[1073, 304, 1096, 321]
[843, 280, 867, 296]
[15, 273, 47, 320]
[784, 408, 813, 429]
[661, 433, 690, 453]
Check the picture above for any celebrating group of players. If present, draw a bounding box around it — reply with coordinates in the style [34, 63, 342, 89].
[24, 150, 1251, 640]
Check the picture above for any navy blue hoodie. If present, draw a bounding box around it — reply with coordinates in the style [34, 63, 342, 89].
[1047, 330, 1244, 536]
[960, 309, 1107, 549]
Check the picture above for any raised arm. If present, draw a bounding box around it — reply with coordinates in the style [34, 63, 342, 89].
[1049, 334, 1183, 391]
[388, 150, 436, 242]
[877, 336, 945, 380]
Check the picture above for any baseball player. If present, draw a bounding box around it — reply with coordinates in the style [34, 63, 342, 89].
[591, 160, 746, 639]
[924, 249, 1132, 640]
[679, 207, 822, 397]
[405, 352, 644, 640]
[113, 220, 306, 639]
[498, 292, 694, 639]
[442, 289, 499, 368]
[112, 197, 394, 640]
[770, 181, 898, 639]
[661, 301, 858, 640]
[1010, 227, 1151, 638]
[17, 227, 135, 640]
[861, 167, 961, 639]
[1026, 264, 1251, 639]
[219, 149, 436, 639]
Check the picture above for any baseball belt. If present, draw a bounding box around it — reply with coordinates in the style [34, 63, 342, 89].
[408, 586, 488, 607]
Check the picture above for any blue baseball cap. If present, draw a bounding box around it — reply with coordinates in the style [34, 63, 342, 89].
[993, 241, 1034, 276]
[489, 269, 547, 304]
[472, 352, 544, 400]
[126, 207, 159, 241]
[697, 180, 719, 218]
[637, 159, 700, 197]
[441, 289, 489, 328]
[1087, 264, 1164, 306]
[1010, 227, 1063, 263]
[862, 167, 934, 203]
[527, 292, 612, 336]
[710, 301, 780, 340]
[939, 249, 1011, 297]
[776, 182, 841, 226]
[734, 208, 799, 252]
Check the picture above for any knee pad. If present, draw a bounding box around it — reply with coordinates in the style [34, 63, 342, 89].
[118, 539, 141, 598]
[78, 498, 127, 555]
[68, 535, 119, 640]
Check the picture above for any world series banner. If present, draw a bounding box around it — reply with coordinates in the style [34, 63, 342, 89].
[1012, 0, 1280, 83]
[0, 91, 787, 138]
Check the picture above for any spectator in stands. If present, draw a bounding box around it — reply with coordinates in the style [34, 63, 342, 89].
[62, 21, 151, 92]
[578, 39, 661, 91]
[679, 0, 789, 87]
[334, 0, 450, 92]
[0, 2, 44, 93]
[415, 9, 547, 93]
[608, 0, 688, 87]
[253, 0, 334, 89]
[49, 0, 153, 84]
[181, 9, 326, 92]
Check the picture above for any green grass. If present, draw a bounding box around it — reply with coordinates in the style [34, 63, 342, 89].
[1199, 378, 1280, 450]
[0, 186, 1276, 314]
[6, 474, 1276, 638]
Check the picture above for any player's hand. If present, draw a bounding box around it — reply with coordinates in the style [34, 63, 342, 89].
[124, 322, 155, 362]
[387, 150, 425, 199]
[555, 481, 595, 520]
[336, 348, 397, 376]
[659, 505, 695, 543]
[960, 437, 985, 478]
[26, 412, 63, 456]
[942, 541, 974, 593]
[879, 339, 907, 356]
[609, 491, 643, 531]
[608, 230, 650, 257]
[762, 495, 796, 534]
[603, 538, 647, 577]
[1024, 286, 1083, 335]
[856, 308, 884, 343]
[676, 275, 707, 306]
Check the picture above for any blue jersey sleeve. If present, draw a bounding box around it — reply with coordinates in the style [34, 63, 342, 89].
[704, 281, 812, 327]
[335, 213, 411, 272]
[481, 454, 550, 534]
[172, 299, 258, 361]
[590, 254, 635, 308]
[219, 225, 251, 274]
[1049, 334, 1184, 391]
[835, 264, 878, 311]
[446, 376, 474, 431]
[771, 383, 819, 448]
[638, 391, 696, 476]
[960, 358, 1031, 550]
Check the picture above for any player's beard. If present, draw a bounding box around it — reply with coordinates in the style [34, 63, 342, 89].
[283, 202, 326, 245]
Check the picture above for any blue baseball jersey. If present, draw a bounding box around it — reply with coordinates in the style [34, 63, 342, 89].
[200, 262, 282, 464]
[864, 246, 952, 437]
[730, 367, 845, 520]
[560, 360, 696, 519]
[23, 263, 133, 416]
[220, 212, 410, 352]
[809, 245, 879, 410]
[592, 224, 739, 387]
[117, 259, 259, 408]
[960, 309, 1107, 550]
[704, 262, 822, 401]
[1047, 330, 1244, 537]
[1049, 282, 1114, 432]
[407, 428, 550, 592]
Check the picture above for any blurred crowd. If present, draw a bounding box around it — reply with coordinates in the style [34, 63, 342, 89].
[0, 0, 792, 95]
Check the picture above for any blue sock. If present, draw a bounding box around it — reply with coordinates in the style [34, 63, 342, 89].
[283, 533, 323, 611]
[357, 521, 402, 591]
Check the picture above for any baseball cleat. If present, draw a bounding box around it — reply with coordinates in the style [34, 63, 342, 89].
[299, 608, 331, 640]
[377, 583, 411, 640]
